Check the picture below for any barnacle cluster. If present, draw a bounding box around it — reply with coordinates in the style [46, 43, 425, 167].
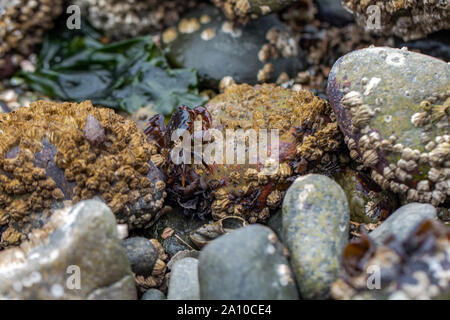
[338, 90, 449, 206]
[211, 0, 296, 24]
[133, 239, 169, 293]
[0, 100, 166, 248]
[0, 0, 63, 80]
[332, 219, 450, 300]
[148, 84, 343, 222]
[74, 0, 198, 40]
[328, 47, 449, 207]
[342, 0, 450, 41]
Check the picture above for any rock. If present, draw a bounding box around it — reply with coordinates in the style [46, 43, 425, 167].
[141, 288, 166, 300]
[282, 174, 349, 299]
[0, 200, 137, 300]
[316, 0, 353, 27]
[328, 47, 449, 207]
[342, 0, 450, 41]
[369, 203, 437, 246]
[333, 167, 399, 224]
[332, 219, 450, 300]
[267, 209, 283, 240]
[167, 250, 200, 270]
[122, 237, 159, 277]
[167, 258, 200, 300]
[0, 101, 11, 113]
[145, 207, 207, 256]
[397, 30, 450, 62]
[163, 5, 305, 88]
[198, 225, 299, 300]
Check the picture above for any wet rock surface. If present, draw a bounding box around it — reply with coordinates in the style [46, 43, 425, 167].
[122, 237, 159, 277]
[198, 224, 299, 300]
[141, 288, 166, 300]
[342, 0, 450, 41]
[328, 47, 449, 207]
[369, 203, 437, 246]
[167, 257, 200, 300]
[282, 174, 349, 299]
[332, 219, 450, 300]
[0, 200, 137, 300]
[163, 5, 305, 87]
[333, 166, 399, 224]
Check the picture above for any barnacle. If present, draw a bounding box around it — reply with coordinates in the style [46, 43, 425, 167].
[211, 0, 296, 24]
[0, 0, 63, 79]
[74, 0, 198, 40]
[342, 0, 450, 41]
[146, 84, 343, 222]
[0, 100, 166, 249]
[332, 219, 450, 300]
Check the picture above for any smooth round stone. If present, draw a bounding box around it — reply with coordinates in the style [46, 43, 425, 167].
[333, 167, 399, 224]
[369, 203, 437, 246]
[122, 237, 158, 277]
[198, 224, 299, 300]
[141, 289, 166, 300]
[167, 258, 200, 300]
[163, 5, 305, 88]
[328, 47, 450, 207]
[0, 200, 136, 300]
[282, 174, 349, 300]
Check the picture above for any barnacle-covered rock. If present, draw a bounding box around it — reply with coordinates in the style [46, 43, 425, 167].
[74, 0, 197, 40]
[163, 5, 305, 87]
[0, 100, 166, 249]
[333, 166, 399, 224]
[0, 0, 63, 80]
[211, 0, 296, 24]
[122, 237, 168, 293]
[331, 219, 450, 300]
[328, 47, 449, 207]
[342, 0, 450, 41]
[203, 84, 342, 222]
[147, 84, 343, 222]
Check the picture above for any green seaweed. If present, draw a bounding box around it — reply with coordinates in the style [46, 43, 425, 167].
[18, 21, 206, 115]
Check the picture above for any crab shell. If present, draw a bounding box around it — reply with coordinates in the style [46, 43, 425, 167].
[0, 100, 166, 248]
[154, 84, 343, 222]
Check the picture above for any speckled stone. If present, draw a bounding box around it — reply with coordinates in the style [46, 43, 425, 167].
[282, 174, 349, 300]
[122, 237, 159, 277]
[328, 47, 449, 206]
[369, 202, 437, 246]
[141, 288, 166, 300]
[167, 258, 200, 300]
[163, 5, 305, 87]
[0, 200, 137, 300]
[198, 225, 299, 300]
